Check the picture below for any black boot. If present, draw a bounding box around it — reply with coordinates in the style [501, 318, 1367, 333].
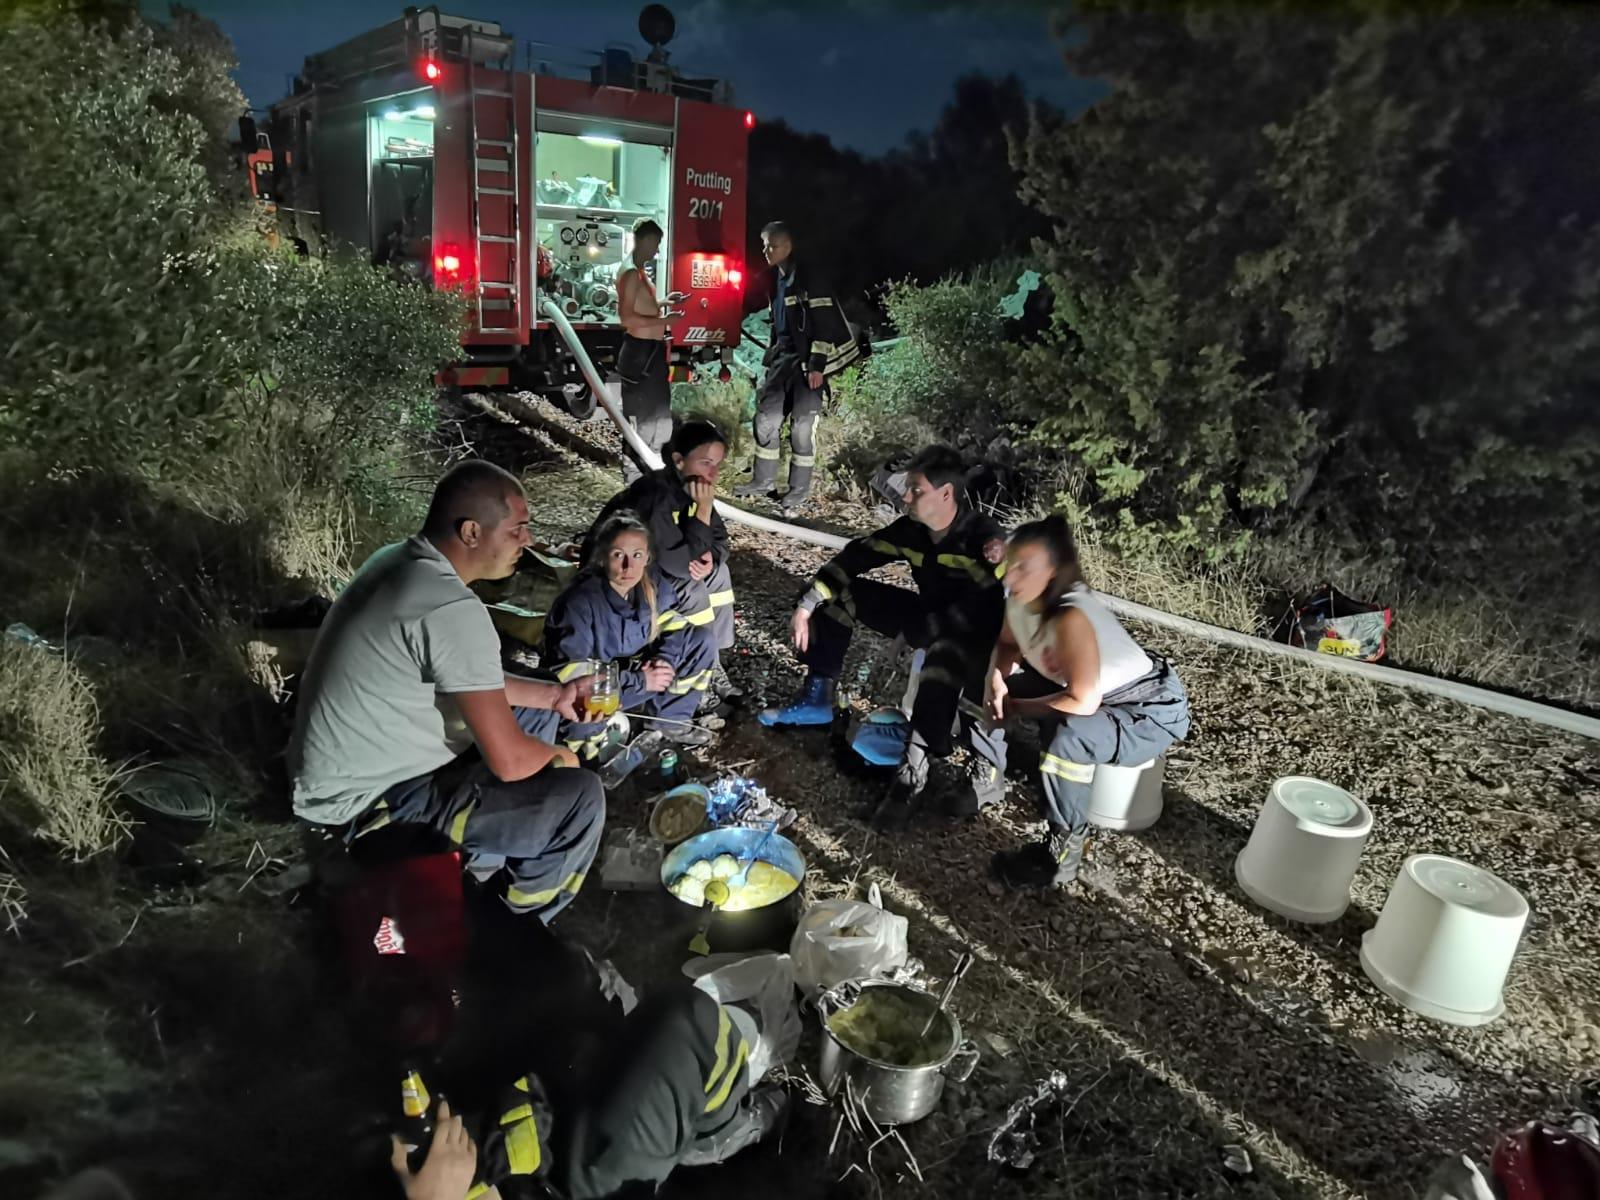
[941, 758, 1006, 817]
[992, 826, 1087, 888]
[868, 737, 929, 830]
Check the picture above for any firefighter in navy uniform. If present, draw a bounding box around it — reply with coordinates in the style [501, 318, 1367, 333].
[732, 221, 858, 517]
[585, 421, 741, 708]
[545, 512, 718, 750]
[760, 445, 1009, 822]
[393, 986, 784, 1200]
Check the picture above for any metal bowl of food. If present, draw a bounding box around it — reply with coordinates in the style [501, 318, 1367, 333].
[661, 826, 807, 952]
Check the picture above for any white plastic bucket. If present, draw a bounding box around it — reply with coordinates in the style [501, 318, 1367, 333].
[1234, 777, 1373, 923]
[1085, 757, 1164, 831]
[1360, 854, 1527, 1026]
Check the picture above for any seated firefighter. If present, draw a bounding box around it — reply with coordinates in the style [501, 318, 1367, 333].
[288, 461, 604, 920]
[544, 512, 718, 751]
[986, 516, 1191, 888]
[391, 986, 784, 1200]
[761, 444, 1008, 821]
[585, 419, 740, 712]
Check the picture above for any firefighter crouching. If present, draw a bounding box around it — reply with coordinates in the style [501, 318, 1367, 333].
[585, 421, 742, 712]
[393, 987, 785, 1200]
[287, 461, 604, 921]
[544, 512, 718, 751]
[760, 445, 1009, 825]
[732, 221, 859, 517]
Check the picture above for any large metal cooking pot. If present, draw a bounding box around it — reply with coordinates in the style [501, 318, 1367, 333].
[818, 978, 980, 1126]
[661, 826, 807, 953]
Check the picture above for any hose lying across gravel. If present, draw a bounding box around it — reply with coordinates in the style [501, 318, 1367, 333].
[540, 298, 1600, 743]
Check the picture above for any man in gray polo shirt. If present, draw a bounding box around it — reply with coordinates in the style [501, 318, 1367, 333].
[289, 460, 604, 920]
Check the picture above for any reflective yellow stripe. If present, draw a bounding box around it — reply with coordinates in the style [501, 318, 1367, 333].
[501, 1103, 534, 1124]
[659, 612, 688, 632]
[669, 669, 713, 695]
[466, 1185, 492, 1199]
[753, 445, 781, 460]
[556, 660, 592, 683]
[505, 872, 585, 910]
[811, 579, 834, 602]
[936, 552, 998, 586]
[705, 1008, 732, 1092]
[783, 295, 799, 306]
[515, 1076, 530, 1092]
[898, 546, 925, 567]
[682, 606, 716, 626]
[866, 537, 900, 558]
[807, 296, 835, 308]
[708, 589, 734, 607]
[792, 453, 815, 466]
[1041, 754, 1095, 783]
[448, 800, 475, 845]
[502, 1110, 542, 1174]
[994, 560, 1007, 580]
[671, 510, 682, 523]
[810, 340, 836, 355]
[704, 1039, 749, 1114]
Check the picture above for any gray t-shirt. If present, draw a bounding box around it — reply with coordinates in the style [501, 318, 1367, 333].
[288, 535, 504, 825]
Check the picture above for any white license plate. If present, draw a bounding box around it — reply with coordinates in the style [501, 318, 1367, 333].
[690, 258, 726, 289]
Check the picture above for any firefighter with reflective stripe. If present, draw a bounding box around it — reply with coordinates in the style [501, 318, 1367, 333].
[986, 515, 1191, 887]
[545, 512, 717, 750]
[293, 461, 604, 922]
[393, 988, 783, 1200]
[761, 445, 1008, 821]
[586, 420, 741, 703]
[732, 221, 857, 516]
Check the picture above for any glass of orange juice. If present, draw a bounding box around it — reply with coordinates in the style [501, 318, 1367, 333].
[585, 661, 620, 722]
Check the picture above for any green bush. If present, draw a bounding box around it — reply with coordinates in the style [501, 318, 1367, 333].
[0, 9, 462, 586]
[1013, 2, 1600, 581]
[825, 263, 1023, 484]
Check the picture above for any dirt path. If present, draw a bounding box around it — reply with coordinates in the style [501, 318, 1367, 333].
[488, 395, 1600, 1199]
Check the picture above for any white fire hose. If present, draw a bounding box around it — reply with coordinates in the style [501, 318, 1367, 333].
[539, 299, 1600, 742]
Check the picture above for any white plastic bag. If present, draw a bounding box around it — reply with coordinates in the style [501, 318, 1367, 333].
[789, 885, 909, 997]
[682, 951, 799, 1085]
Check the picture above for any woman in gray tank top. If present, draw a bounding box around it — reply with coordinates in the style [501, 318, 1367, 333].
[986, 515, 1191, 889]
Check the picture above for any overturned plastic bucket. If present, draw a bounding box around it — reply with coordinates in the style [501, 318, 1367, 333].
[1085, 757, 1165, 831]
[1234, 777, 1372, 923]
[1360, 854, 1528, 1026]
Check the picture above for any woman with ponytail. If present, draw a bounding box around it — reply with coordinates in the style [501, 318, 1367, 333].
[544, 512, 717, 750]
[986, 514, 1190, 888]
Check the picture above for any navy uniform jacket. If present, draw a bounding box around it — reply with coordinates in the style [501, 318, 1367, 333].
[586, 467, 727, 587]
[799, 505, 1006, 621]
[544, 568, 697, 689]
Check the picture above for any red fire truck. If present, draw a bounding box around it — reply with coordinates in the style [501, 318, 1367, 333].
[249, 5, 750, 413]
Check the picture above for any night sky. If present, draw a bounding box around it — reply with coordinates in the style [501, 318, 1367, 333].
[160, 0, 1098, 154]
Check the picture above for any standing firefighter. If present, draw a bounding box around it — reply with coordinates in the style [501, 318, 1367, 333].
[985, 516, 1191, 887]
[733, 221, 858, 516]
[615, 218, 674, 483]
[760, 445, 1008, 823]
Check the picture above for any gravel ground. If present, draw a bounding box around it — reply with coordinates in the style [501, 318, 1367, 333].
[464, 395, 1600, 1200]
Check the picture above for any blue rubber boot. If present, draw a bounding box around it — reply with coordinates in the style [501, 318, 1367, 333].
[758, 674, 835, 728]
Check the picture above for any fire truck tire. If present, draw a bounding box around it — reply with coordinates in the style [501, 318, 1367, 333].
[557, 381, 599, 421]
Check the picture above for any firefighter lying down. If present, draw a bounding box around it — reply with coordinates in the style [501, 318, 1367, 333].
[393, 987, 784, 1200]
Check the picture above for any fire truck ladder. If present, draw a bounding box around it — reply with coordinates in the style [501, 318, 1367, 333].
[464, 28, 520, 336]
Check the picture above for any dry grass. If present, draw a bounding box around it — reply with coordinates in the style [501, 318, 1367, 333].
[0, 869, 24, 933]
[0, 641, 128, 860]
